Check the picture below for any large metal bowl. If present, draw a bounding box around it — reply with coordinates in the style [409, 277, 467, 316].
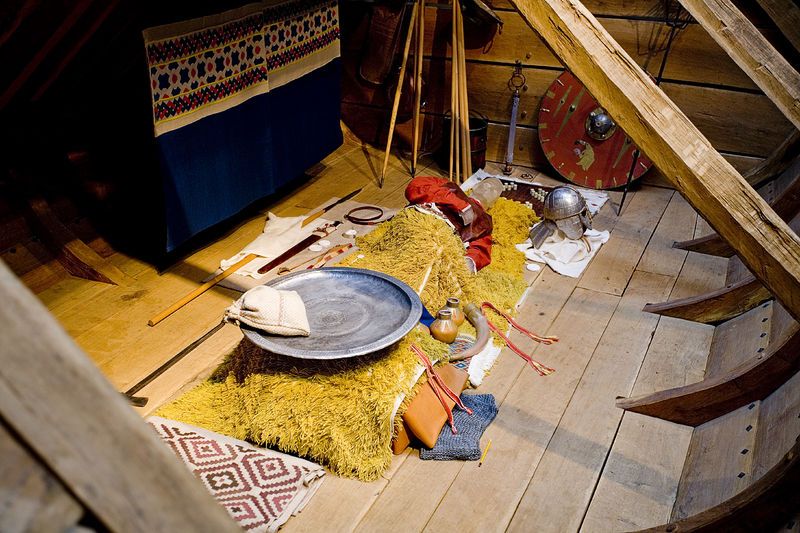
[241, 267, 423, 359]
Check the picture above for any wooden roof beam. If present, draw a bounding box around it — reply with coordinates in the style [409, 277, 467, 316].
[755, 0, 800, 53]
[508, 0, 800, 321]
[678, 0, 800, 130]
[0, 261, 238, 532]
[674, 153, 800, 256]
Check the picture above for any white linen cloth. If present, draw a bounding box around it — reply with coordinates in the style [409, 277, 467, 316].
[466, 342, 503, 387]
[225, 285, 310, 336]
[220, 212, 331, 279]
[517, 228, 610, 278]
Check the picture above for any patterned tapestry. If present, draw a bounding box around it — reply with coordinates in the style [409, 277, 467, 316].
[149, 416, 325, 532]
[143, 0, 342, 251]
[144, 5, 269, 136]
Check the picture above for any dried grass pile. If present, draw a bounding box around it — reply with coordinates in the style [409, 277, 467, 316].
[157, 197, 537, 480]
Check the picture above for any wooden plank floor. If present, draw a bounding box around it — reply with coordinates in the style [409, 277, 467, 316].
[9, 136, 724, 531]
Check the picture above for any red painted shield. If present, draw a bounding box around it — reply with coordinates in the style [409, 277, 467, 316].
[538, 71, 653, 190]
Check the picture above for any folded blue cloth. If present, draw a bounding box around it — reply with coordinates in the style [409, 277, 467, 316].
[419, 394, 497, 461]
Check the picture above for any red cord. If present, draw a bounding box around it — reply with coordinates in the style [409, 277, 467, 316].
[481, 302, 557, 376]
[411, 344, 472, 434]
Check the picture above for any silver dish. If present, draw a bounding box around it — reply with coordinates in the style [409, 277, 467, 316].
[242, 267, 423, 359]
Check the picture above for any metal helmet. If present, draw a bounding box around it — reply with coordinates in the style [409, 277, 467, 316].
[543, 186, 592, 239]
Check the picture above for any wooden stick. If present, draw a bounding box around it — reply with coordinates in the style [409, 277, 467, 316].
[411, 0, 424, 176]
[147, 253, 257, 326]
[456, 1, 472, 180]
[454, 0, 468, 183]
[380, 2, 418, 188]
[451, 1, 460, 183]
[460, 6, 467, 182]
[461, 10, 472, 179]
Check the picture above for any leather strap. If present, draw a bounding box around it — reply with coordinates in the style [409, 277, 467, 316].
[480, 302, 558, 376]
[411, 344, 472, 434]
[345, 206, 385, 225]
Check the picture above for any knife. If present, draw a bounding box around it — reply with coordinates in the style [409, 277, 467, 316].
[301, 188, 362, 227]
[257, 222, 341, 274]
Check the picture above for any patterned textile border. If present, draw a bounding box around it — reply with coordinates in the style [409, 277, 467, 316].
[143, 0, 340, 136]
[265, 0, 340, 90]
[148, 416, 325, 533]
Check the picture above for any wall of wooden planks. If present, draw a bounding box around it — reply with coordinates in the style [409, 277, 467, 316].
[340, 0, 794, 178]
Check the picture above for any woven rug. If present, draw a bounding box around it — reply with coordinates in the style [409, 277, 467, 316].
[149, 416, 324, 532]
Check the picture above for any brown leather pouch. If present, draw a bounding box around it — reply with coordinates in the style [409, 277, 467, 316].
[392, 421, 412, 455]
[397, 364, 469, 450]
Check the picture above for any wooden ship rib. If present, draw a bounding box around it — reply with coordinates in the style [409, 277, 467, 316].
[1, 0, 799, 531]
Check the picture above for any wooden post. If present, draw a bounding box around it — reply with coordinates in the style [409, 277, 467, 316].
[508, 0, 800, 321]
[678, 0, 800, 130]
[0, 260, 238, 532]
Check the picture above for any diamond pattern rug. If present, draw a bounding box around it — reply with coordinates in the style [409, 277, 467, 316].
[149, 416, 325, 532]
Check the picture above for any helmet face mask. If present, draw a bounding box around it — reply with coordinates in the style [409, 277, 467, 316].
[556, 215, 586, 240]
[542, 186, 590, 240]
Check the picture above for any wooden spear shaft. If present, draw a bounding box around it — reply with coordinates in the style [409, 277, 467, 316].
[411, 0, 425, 176]
[147, 253, 256, 326]
[456, 0, 472, 181]
[380, 2, 418, 188]
[451, 0, 460, 183]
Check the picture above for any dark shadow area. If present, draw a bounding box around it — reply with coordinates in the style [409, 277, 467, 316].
[1, 0, 343, 274]
[212, 336, 402, 383]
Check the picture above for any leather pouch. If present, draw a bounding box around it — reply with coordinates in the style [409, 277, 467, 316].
[396, 364, 469, 451]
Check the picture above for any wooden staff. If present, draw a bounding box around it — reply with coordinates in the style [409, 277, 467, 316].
[411, 0, 425, 176]
[456, 0, 472, 180]
[380, 2, 419, 188]
[451, 0, 460, 182]
[147, 253, 257, 327]
[455, 0, 464, 182]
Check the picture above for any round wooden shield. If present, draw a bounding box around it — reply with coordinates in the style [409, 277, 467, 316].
[538, 71, 653, 190]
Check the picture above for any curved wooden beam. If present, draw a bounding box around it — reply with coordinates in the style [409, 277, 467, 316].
[745, 127, 800, 188]
[642, 275, 771, 324]
[674, 151, 800, 256]
[616, 323, 800, 426]
[671, 233, 736, 257]
[634, 436, 800, 532]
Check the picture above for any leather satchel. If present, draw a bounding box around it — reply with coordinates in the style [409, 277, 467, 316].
[393, 364, 469, 453]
